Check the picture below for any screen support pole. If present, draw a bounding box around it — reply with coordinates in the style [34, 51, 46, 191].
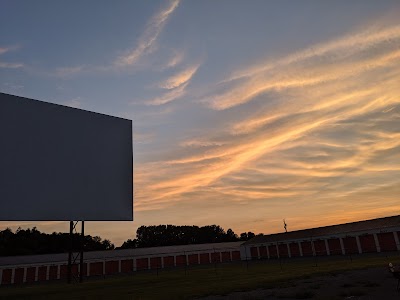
[80, 221, 84, 283]
[67, 220, 85, 284]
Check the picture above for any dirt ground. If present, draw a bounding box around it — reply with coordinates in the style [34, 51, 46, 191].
[197, 266, 400, 300]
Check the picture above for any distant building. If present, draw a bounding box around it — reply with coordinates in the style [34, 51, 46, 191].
[241, 215, 400, 260]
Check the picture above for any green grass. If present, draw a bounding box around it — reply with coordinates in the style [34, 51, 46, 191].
[0, 254, 398, 300]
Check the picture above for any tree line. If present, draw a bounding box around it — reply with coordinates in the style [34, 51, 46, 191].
[0, 227, 114, 256]
[119, 225, 256, 249]
[0, 225, 257, 256]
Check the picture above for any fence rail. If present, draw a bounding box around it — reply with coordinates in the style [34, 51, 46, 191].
[1, 230, 400, 285]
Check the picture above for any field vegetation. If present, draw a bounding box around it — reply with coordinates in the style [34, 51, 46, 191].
[1, 253, 398, 299]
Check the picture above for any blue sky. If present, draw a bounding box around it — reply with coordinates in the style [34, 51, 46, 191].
[1, 0, 400, 246]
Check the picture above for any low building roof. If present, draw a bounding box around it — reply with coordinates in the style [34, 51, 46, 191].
[244, 215, 400, 245]
[0, 241, 243, 267]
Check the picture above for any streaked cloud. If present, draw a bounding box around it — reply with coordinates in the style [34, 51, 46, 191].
[207, 45, 400, 110]
[225, 25, 400, 82]
[0, 46, 24, 69]
[145, 81, 188, 105]
[0, 47, 10, 55]
[165, 50, 185, 69]
[231, 114, 284, 135]
[0, 62, 23, 69]
[0, 45, 19, 55]
[159, 63, 200, 89]
[115, 0, 180, 67]
[180, 139, 225, 148]
[134, 24, 400, 222]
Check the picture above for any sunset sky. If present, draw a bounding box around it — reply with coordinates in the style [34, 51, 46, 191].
[1, 0, 400, 246]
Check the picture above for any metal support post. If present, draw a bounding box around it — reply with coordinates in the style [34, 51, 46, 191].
[68, 221, 73, 284]
[80, 221, 84, 283]
[67, 220, 85, 284]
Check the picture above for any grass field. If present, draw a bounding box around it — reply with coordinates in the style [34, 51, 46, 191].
[1, 253, 399, 300]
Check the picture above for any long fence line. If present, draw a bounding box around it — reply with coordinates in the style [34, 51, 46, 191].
[1, 244, 399, 286]
[244, 230, 400, 260]
[1, 229, 400, 285]
[0, 246, 241, 285]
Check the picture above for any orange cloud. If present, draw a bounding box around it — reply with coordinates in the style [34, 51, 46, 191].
[159, 64, 200, 89]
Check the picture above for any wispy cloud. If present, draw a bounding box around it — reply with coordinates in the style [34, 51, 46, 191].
[144, 60, 200, 106]
[145, 82, 188, 105]
[159, 63, 200, 89]
[225, 25, 400, 82]
[0, 47, 10, 55]
[115, 0, 180, 67]
[231, 114, 284, 135]
[0, 62, 24, 69]
[24, 1, 181, 77]
[0, 45, 19, 55]
[165, 50, 185, 69]
[134, 24, 400, 220]
[0, 45, 24, 69]
[180, 139, 225, 148]
[207, 45, 400, 110]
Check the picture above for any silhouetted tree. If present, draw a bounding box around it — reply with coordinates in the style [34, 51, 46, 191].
[120, 224, 240, 249]
[226, 228, 238, 241]
[101, 239, 115, 250]
[1, 225, 260, 255]
[0, 228, 114, 256]
[248, 232, 256, 239]
[118, 239, 138, 249]
[239, 231, 256, 241]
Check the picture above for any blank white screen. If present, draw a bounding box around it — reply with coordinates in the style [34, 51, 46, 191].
[0, 93, 133, 221]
